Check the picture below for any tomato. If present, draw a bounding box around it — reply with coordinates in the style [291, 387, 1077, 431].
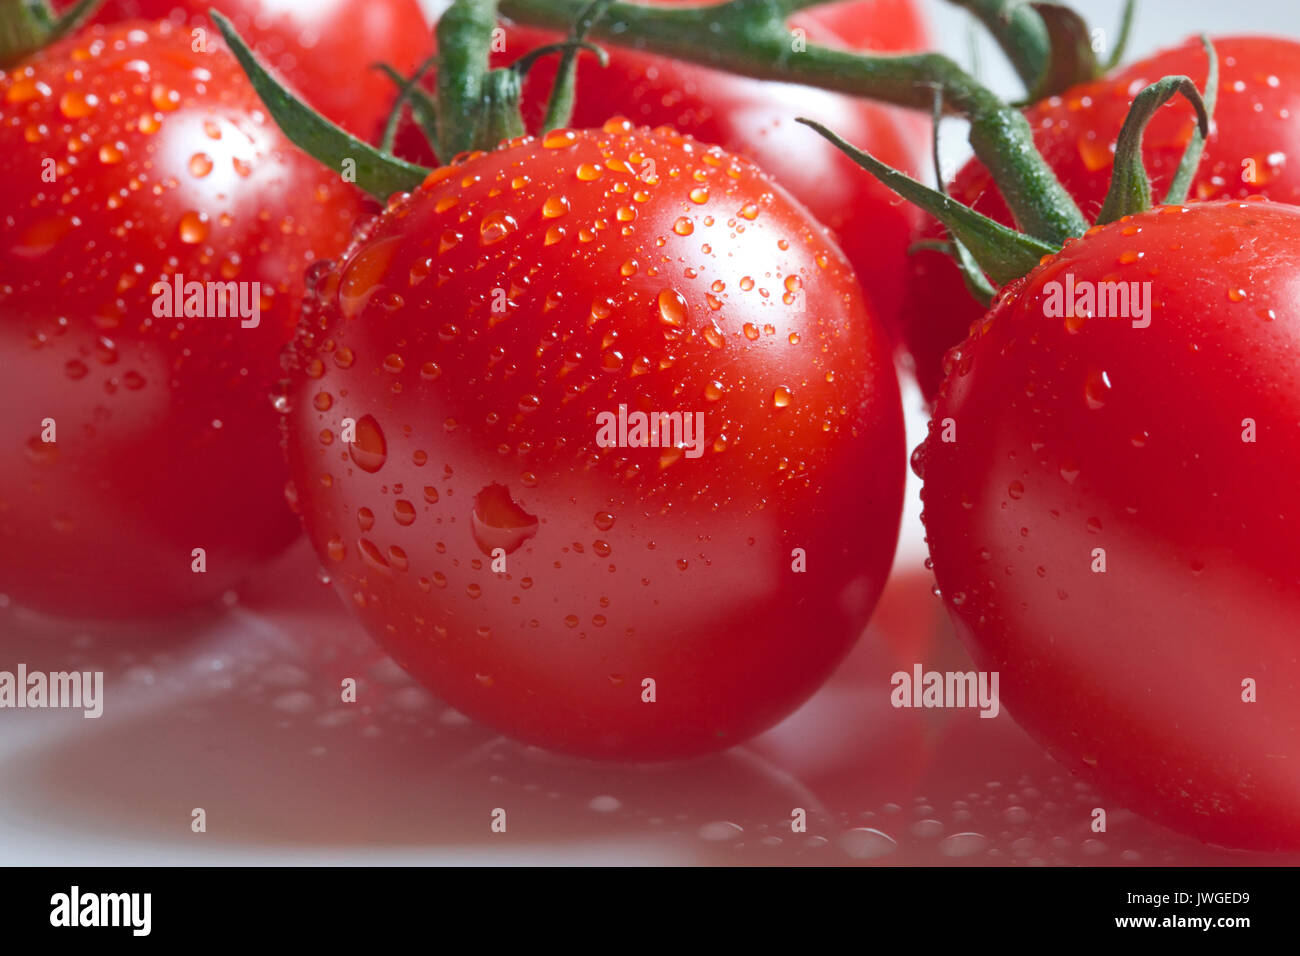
[914, 199, 1300, 850]
[392, 2, 928, 331]
[902, 35, 1300, 400]
[81, 0, 432, 138]
[0, 20, 364, 618]
[283, 119, 905, 760]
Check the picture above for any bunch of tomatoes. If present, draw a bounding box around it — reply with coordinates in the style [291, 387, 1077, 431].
[2, 0, 1298, 852]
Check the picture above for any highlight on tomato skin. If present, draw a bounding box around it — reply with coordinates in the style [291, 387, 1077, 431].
[916, 199, 1300, 852]
[0, 19, 365, 618]
[281, 119, 907, 761]
[75, 0, 433, 138]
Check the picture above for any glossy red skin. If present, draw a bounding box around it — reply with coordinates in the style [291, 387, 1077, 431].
[396, 2, 928, 333]
[916, 200, 1300, 850]
[0, 21, 363, 618]
[83, 0, 432, 137]
[904, 36, 1300, 400]
[284, 119, 905, 760]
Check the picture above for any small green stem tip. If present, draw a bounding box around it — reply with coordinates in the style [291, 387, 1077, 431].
[1096, 37, 1215, 224]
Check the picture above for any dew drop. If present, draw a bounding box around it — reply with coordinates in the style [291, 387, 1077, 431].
[471, 483, 539, 556]
[348, 415, 388, 473]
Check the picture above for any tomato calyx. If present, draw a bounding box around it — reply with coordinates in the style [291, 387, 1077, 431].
[798, 36, 1218, 303]
[213, 0, 615, 200]
[0, 0, 103, 65]
[1096, 61, 1216, 223]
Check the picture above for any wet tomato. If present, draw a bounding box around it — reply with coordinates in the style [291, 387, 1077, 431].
[283, 119, 905, 759]
[83, 0, 432, 137]
[0, 20, 364, 618]
[396, 1, 928, 331]
[915, 200, 1300, 850]
[903, 35, 1300, 399]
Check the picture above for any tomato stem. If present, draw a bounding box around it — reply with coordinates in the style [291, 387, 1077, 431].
[0, 0, 105, 66]
[1096, 43, 1214, 223]
[539, 0, 614, 132]
[798, 118, 1058, 285]
[500, 0, 1088, 245]
[435, 0, 526, 157]
[947, 0, 1050, 91]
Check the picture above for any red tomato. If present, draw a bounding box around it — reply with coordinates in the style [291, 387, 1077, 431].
[82, 0, 432, 137]
[393, 2, 928, 331]
[914, 199, 1300, 850]
[902, 36, 1300, 400]
[0, 20, 364, 618]
[283, 119, 905, 760]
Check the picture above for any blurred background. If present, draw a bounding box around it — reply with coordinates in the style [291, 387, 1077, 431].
[3, 0, 1298, 865]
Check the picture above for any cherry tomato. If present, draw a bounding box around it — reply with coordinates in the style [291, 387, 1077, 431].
[82, 0, 432, 138]
[0, 20, 364, 618]
[393, 2, 928, 331]
[903, 35, 1300, 400]
[283, 119, 905, 759]
[914, 199, 1300, 850]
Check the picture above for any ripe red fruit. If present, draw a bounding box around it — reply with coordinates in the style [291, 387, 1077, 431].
[392, 1, 929, 330]
[0, 20, 364, 618]
[283, 119, 905, 759]
[903, 35, 1300, 399]
[915, 199, 1300, 850]
[84, 0, 432, 138]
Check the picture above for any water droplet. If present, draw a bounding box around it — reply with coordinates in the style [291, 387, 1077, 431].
[657, 288, 687, 327]
[697, 821, 743, 842]
[189, 152, 213, 177]
[349, 415, 388, 473]
[178, 210, 209, 244]
[480, 210, 519, 245]
[1084, 369, 1112, 409]
[542, 194, 570, 218]
[938, 832, 989, 858]
[838, 828, 898, 859]
[471, 483, 539, 556]
[772, 386, 792, 408]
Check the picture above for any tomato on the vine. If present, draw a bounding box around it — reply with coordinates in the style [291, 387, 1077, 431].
[283, 119, 905, 760]
[80, 0, 432, 138]
[0, 20, 364, 618]
[903, 35, 1300, 399]
[915, 199, 1300, 850]
[394, 1, 929, 331]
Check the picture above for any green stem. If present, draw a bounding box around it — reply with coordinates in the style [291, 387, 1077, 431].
[1095, 69, 1209, 224]
[211, 11, 429, 200]
[0, 0, 104, 66]
[437, 0, 525, 157]
[499, 0, 1087, 244]
[540, 0, 614, 132]
[945, 0, 1049, 90]
[378, 51, 441, 154]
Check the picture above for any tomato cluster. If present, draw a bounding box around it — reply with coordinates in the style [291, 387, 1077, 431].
[4, 0, 1299, 853]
